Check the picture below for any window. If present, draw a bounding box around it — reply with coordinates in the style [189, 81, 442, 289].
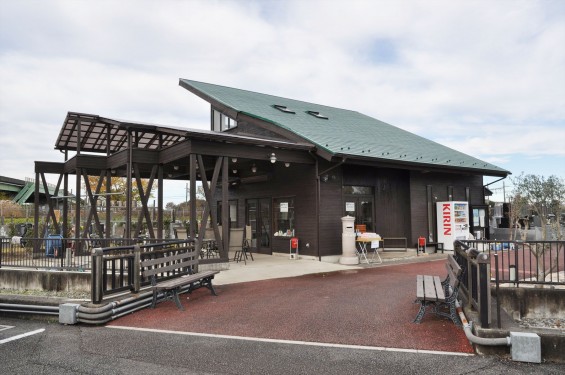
[306, 110, 328, 119]
[273, 197, 295, 237]
[212, 108, 237, 131]
[273, 104, 295, 114]
[343, 186, 373, 195]
[217, 200, 238, 227]
[343, 186, 374, 232]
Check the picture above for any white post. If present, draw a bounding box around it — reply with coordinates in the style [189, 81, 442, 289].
[339, 215, 359, 265]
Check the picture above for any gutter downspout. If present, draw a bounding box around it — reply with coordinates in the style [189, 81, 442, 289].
[308, 151, 321, 261]
[484, 176, 507, 187]
[483, 176, 508, 201]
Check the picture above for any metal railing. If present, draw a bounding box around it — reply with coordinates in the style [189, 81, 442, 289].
[0, 236, 168, 270]
[460, 239, 565, 286]
[91, 240, 195, 304]
[454, 242, 491, 328]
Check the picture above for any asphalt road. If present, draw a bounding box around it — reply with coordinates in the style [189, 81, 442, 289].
[1, 317, 562, 374]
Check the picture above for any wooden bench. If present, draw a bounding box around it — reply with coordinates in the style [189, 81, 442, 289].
[413, 254, 463, 326]
[141, 248, 219, 311]
[426, 242, 444, 253]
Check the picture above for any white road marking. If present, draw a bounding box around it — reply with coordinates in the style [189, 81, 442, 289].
[0, 328, 45, 344]
[107, 326, 474, 357]
[0, 325, 15, 332]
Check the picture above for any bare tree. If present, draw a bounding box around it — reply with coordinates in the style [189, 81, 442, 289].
[511, 174, 564, 282]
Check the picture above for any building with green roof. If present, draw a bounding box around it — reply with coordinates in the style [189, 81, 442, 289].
[179, 79, 508, 258]
[33, 79, 508, 262]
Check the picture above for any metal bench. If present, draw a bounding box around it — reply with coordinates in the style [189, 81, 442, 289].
[141, 248, 219, 311]
[413, 254, 463, 327]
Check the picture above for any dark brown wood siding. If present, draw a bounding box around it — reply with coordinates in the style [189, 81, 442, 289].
[222, 162, 318, 256]
[409, 171, 484, 245]
[318, 168, 344, 257]
[343, 166, 411, 239]
[224, 162, 487, 257]
[374, 169, 411, 237]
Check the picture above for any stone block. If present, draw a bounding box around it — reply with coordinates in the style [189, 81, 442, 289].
[59, 303, 80, 325]
[511, 331, 541, 363]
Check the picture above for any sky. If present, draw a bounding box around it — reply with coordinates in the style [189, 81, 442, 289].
[1, 0, 564, 204]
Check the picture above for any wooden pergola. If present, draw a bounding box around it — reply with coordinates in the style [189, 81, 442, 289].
[34, 112, 314, 261]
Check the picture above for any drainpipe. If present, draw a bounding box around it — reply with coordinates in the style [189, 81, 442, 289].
[483, 176, 507, 203]
[455, 299, 511, 346]
[308, 151, 321, 261]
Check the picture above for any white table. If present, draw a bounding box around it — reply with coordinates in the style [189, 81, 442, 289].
[356, 237, 382, 264]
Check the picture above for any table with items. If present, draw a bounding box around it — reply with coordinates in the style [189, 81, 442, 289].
[355, 233, 382, 264]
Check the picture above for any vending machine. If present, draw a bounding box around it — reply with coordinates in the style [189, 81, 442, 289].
[436, 201, 470, 250]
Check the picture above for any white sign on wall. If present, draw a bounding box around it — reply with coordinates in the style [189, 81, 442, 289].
[280, 202, 289, 213]
[346, 202, 355, 212]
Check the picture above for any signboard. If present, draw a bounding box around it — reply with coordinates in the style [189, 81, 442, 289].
[280, 202, 289, 213]
[345, 202, 355, 212]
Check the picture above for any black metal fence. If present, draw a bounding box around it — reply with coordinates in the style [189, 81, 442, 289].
[91, 240, 194, 303]
[460, 239, 565, 286]
[454, 242, 492, 328]
[0, 236, 167, 270]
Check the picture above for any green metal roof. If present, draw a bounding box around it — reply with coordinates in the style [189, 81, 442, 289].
[180, 79, 509, 176]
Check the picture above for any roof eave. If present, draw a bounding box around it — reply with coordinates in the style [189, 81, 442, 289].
[335, 153, 510, 177]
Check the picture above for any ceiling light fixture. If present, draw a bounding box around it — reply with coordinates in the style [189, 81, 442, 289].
[269, 153, 277, 163]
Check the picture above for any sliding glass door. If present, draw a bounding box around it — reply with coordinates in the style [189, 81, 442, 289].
[246, 198, 271, 254]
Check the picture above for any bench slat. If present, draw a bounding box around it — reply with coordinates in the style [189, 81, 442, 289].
[153, 270, 219, 289]
[141, 251, 197, 268]
[423, 275, 438, 301]
[143, 260, 198, 277]
[416, 275, 424, 299]
[433, 276, 445, 301]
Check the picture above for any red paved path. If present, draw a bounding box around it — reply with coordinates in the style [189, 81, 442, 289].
[109, 260, 474, 353]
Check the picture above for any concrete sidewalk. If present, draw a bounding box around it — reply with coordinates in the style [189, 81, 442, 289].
[215, 249, 448, 285]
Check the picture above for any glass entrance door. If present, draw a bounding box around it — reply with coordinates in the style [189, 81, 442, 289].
[344, 194, 374, 232]
[246, 198, 271, 254]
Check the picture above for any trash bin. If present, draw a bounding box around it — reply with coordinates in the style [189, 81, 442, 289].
[417, 236, 426, 253]
[289, 237, 299, 259]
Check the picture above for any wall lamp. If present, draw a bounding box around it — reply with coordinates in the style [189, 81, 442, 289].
[173, 165, 179, 171]
[251, 164, 257, 173]
[285, 162, 290, 168]
[269, 153, 277, 163]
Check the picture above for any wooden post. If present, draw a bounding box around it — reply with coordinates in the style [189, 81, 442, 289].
[477, 252, 491, 328]
[132, 245, 141, 293]
[91, 247, 104, 304]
